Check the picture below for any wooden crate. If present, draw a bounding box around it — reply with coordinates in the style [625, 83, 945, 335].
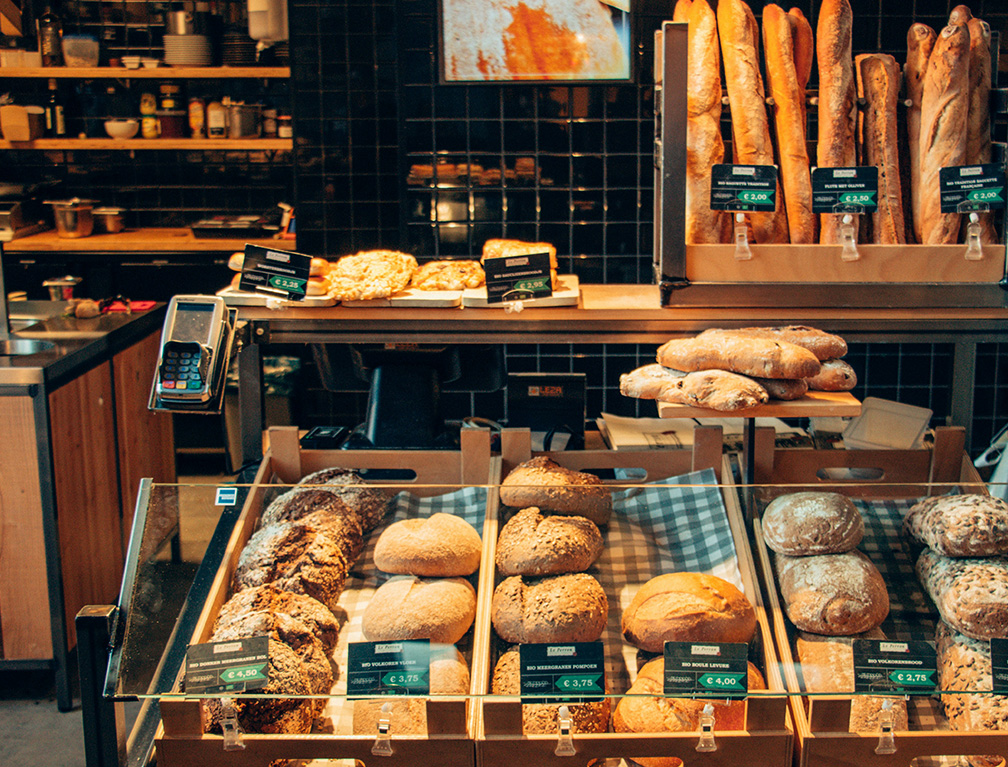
[747, 425, 1008, 767]
[154, 426, 494, 767]
[474, 428, 793, 767]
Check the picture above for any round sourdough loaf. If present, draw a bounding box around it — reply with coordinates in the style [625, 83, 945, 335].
[373, 512, 482, 576]
[362, 575, 476, 644]
[762, 491, 864, 555]
[499, 457, 612, 526]
[495, 507, 603, 576]
[621, 572, 757, 652]
[491, 572, 608, 644]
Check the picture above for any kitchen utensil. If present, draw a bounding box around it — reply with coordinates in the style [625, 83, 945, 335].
[92, 207, 126, 233]
[44, 199, 97, 238]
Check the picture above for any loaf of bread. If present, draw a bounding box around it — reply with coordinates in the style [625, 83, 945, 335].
[805, 358, 857, 392]
[621, 572, 757, 652]
[362, 575, 476, 644]
[685, 0, 728, 244]
[297, 467, 394, 532]
[751, 376, 808, 401]
[499, 456, 612, 526]
[482, 238, 558, 268]
[916, 549, 1008, 640]
[762, 491, 864, 556]
[903, 494, 1008, 558]
[966, 18, 998, 245]
[789, 7, 814, 129]
[919, 24, 971, 244]
[905, 23, 937, 243]
[491, 572, 608, 644]
[775, 550, 889, 635]
[672, 0, 691, 23]
[949, 4, 973, 25]
[657, 331, 821, 380]
[856, 54, 906, 244]
[261, 489, 366, 564]
[620, 364, 769, 412]
[762, 3, 815, 244]
[496, 507, 603, 576]
[373, 513, 482, 577]
[490, 645, 610, 734]
[215, 583, 341, 655]
[816, 0, 858, 245]
[717, 325, 848, 361]
[717, 0, 788, 244]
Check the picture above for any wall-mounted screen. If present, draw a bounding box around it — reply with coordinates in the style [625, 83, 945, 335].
[440, 0, 632, 83]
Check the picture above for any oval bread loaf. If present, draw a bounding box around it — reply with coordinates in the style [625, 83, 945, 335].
[916, 549, 1008, 640]
[499, 457, 612, 526]
[620, 572, 756, 652]
[491, 572, 608, 644]
[373, 512, 482, 576]
[805, 358, 857, 392]
[362, 575, 476, 644]
[656, 331, 821, 380]
[495, 507, 603, 576]
[903, 494, 1008, 558]
[762, 491, 864, 555]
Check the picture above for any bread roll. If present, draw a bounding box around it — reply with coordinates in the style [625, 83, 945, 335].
[684, 0, 727, 244]
[856, 54, 906, 244]
[905, 24, 937, 243]
[805, 358, 857, 392]
[619, 364, 769, 412]
[491, 572, 608, 644]
[762, 491, 864, 556]
[762, 3, 815, 244]
[919, 24, 971, 244]
[717, 0, 788, 244]
[966, 18, 998, 245]
[495, 507, 603, 576]
[621, 572, 756, 652]
[775, 550, 889, 635]
[373, 513, 482, 577]
[499, 457, 612, 526]
[903, 494, 1008, 558]
[228, 252, 244, 271]
[362, 576, 476, 644]
[718, 325, 847, 361]
[657, 330, 821, 380]
[916, 549, 1008, 640]
[816, 0, 858, 245]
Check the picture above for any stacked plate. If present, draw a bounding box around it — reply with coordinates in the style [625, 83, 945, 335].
[163, 33, 212, 66]
[221, 26, 256, 66]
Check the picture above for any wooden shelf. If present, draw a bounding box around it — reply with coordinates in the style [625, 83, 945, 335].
[0, 66, 289, 79]
[657, 390, 862, 419]
[0, 137, 292, 150]
[4, 227, 289, 253]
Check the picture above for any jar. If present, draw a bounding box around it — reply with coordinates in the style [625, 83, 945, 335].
[141, 114, 159, 139]
[139, 92, 157, 115]
[277, 114, 292, 138]
[158, 82, 182, 110]
[158, 110, 186, 138]
[206, 100, 227, 137]
[262, 107, 277, 137]
[188, 97, 205, 137]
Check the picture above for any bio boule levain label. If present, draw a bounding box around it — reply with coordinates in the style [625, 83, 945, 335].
[663, 641, 749, 697]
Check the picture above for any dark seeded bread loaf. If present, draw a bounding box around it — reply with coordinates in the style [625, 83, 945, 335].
[491, 572, 608, 644]
[916, 549, 1008, 640]
[903, 494, 1008, 557]
[215, 584, 341, 655]
[500, 457, 612, 526]
[495, 507, 603, 576]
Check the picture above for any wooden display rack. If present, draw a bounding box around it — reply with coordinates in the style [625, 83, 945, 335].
[745, 426, 1008, 767]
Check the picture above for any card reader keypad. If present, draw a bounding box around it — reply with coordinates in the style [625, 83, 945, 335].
[160, 343, 207, 391]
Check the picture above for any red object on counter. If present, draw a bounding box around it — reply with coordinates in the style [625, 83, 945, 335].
[105, 300, 156, 312]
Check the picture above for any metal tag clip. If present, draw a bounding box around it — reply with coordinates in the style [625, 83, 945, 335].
[874, 698, 897, 755]
[220, 698, 245, 752]
[554, 704, 576, 756]
[734, 213, 753, 261]
[372, 701, 394, 756]
[696, 702, 717, 752]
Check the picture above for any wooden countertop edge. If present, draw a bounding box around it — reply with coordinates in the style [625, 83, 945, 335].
[5, 228, 290, 253]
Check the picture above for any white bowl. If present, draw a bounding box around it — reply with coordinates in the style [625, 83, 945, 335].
[104, 119, 139, 139]
[141, 57, 160, 69]
[121, 55, 141, 69]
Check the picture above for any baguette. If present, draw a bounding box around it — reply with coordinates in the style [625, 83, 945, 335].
[685, 0, 728, 244]
[672, 0, 692, 23]
[855, 54, 906, 244]
[788, 7, 814, 128]
[762, 3, 815, 243]
[967, 18, 998, 244]
[916, 549, 1008, 640]
[805, 358, 857, 391]
[715, 325, 847, 360]
[657, 330, 821, 380]
[718, 0, 788, 243]
[905, 24, 937, 243]
[949, 5, 973, 26]
[816, 0, 858, 245]
[919, 24, 971, 244]
[619, 363, 769, 412]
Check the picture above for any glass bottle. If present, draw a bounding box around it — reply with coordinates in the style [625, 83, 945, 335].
[37, 5, 63, 67]
[44, 79, 66, 137]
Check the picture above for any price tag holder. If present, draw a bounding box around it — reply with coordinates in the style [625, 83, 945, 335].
[811, 166, 879, 213]
[710, 164, 778, 212]
[939, 163, 1007, 213]
[185, 636, 269, 695]
[483, 252, 553, 304]
[346, 639, 430, 698]
[992, 637, 1008, 694]
[519, 642, 605, 704]
[238, 243, 313, 301]
[852, 639, 937, 694]
[663, 641, 749, 698]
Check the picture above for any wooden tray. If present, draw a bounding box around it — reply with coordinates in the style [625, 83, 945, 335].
[341, 288, 464, 308]
[462, 274, 580, 308]
[216, 285, 337, 308]
[657, 391, 862, 420]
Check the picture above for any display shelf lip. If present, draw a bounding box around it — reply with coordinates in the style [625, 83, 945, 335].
[0, 65, 290, 79]
[0, 138, 293, 150]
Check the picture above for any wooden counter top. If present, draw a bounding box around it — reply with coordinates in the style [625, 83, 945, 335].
[4, 228, 288, 253]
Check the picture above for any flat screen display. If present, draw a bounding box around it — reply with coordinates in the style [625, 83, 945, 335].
[440, 0, 632, 83]
[172, 302, 216, 345]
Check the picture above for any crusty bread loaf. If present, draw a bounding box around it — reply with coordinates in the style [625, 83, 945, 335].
[621, 572, 757, 652]
[499, 456, 612, 526]
[482, 238, 558, 269]
[718, 325, 848, 361]
[916, 549, 1008, 640]
[215, 584, 341, 655]
[789, 7, 814, 128]
[816, 0, 858, 245]
[762, 3, 815, 244]
[672, 0, 692, 23]
[966, 18, 998, 245]
[373, 513, 482, 577]
[903, 494, 1008, 558]
[619, 364, 769, 412]
[775, 550, 889, 635]
[856, 54, 906, 244]
[949, 5, 973, 26]
[805, 358, 857, 392]
[657, 331, 821, 380]
[296, 467, 394, 532]
[762, 491, 864, 556]
[905, 24, 937, 243]
[717, 0, 788, 244]
[495, 507, 603, 576]
[751, 376, 808, 401]
[919, 24, 971, 244]
[491, 645, 610, 734]
[362, 576, 476, 644]
[491, 572, 608, 644]
[261, 488, 366, 564]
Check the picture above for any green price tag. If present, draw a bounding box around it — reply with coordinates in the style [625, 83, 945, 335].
[967, 189, 1004, 203]
[888, 669, 935, 687]
[381, 671, 427, 688]
[268, 275, 307, 293]
[220, 664, 267, 684]
[737, 190, 772, 205]
[699, 672, 746, 691]
[555, 674, 603, 693]
[840, 191, 876, 206]
[515, 277, 550, 292]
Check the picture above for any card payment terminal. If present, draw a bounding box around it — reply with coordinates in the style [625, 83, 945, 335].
[154, 295, 229, 404]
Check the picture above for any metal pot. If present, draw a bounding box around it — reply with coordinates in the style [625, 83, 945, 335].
[44, 198, 97, 238]
[92, 207, 126, 233]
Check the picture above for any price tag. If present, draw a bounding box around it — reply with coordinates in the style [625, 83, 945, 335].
[992, 637, 1008, 694]
[663, 641, 749, 698]
[346, 640, 430, 698]
[238, 243, 313, 300]
[519, 642, 605, 704]
[811, 166, 879, 213]
[483, 252, 553, 304]
[852, 639, 937, 694]
[939, 163, 1007, 213]
[185, 636, 269, 695]
[710, 164, 778, 212]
